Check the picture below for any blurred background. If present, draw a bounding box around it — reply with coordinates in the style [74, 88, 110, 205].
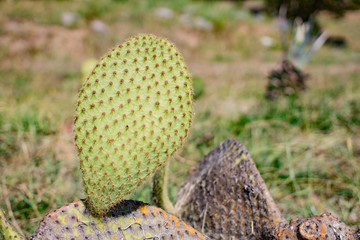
[0, 0, 359, 236]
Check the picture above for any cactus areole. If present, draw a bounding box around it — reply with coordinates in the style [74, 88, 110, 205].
[74, 34, 193, 216]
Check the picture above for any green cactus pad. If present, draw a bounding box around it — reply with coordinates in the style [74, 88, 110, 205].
[30, 200, 208, 240]
[0, 208, 25, 240]
[74, 34, 193, 216]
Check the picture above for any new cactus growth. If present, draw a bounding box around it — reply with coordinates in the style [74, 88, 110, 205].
[152, 160, 177, 215]
[74, 34, 193, 216]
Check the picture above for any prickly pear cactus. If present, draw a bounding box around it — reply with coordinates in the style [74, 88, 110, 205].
[30, 200, 208, 240]
[152, 160, 177, 215]
[274, 213, 360, 240]
[0, 208, 25, 240]
[74, 34, 193, 216]
[176, 139, 285, 239]
[175, 139, 360, 240]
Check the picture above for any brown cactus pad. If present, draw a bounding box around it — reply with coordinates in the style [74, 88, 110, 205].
[176, 139, 285, 239]
[30, 200, 209, 240]
[274, 213, 359, 240]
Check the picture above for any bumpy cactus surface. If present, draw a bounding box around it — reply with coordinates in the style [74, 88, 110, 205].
[274, 213, 359, 240]
[175, 139, 285, 239]
[0, 208, 25, 240]
[30, 200, 207, 240]
[74, 34, 193, 216]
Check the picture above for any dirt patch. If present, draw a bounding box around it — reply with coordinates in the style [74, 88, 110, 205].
[0, 18, 88, 70]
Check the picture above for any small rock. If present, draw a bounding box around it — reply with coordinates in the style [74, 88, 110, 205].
[61, 12, 77, 27]
[179, 13, 192, 24]
[90, 19, 107, 34]
[193, 16, 213, 31]
[260, 36, 274, 47]
[154, 7, 174, 19]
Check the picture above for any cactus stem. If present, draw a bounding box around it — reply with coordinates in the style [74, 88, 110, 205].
[151, 158, 177, 215]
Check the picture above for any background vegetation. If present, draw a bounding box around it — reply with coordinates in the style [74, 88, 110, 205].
[0, 0, 359, 236]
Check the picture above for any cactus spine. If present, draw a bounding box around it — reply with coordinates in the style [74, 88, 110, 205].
[74, 34, 193, 216]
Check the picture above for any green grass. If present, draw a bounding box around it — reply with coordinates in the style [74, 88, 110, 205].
[227, 89, 360, 222]
[0, 0, 360, 236]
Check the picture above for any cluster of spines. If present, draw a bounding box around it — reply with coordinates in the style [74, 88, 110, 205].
[74, 34, 193, 216]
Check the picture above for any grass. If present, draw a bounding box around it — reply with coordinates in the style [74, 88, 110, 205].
[0, 0, 359, 235]
[228, 89, 360, 223]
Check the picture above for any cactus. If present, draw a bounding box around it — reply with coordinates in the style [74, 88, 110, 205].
[155, 139, 360, 239]
[175, 139, 285, 239]
[0, 208, 25, 240]
[3, 31, 357, 239]
[74, 34, 193, 216]
[274, 213, 359, 240]
[30, 200, 208, 240]
[152, 159, 177, 215]
[1, 34, 206, 240]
